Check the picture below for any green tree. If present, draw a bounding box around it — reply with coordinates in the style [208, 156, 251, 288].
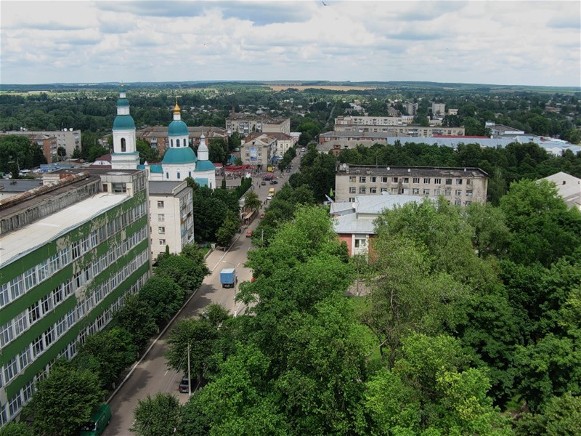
[0, 422, 34, 436]
[113, 294, 158, 350]
[77, 327, 137, 389]
[132, 393, 181, 436]
[515, 392, 581, 436]
[500, 179, 581, 267]
[364, 333, 512, 435]
[243, 190, 262, 212]
[166, 318, 220, 385]
[136, 138, 159, 164]
[215, 210, 240, 248]
[22, 361, 103, 436]
[155, 253, 209, 293]
[138, 276, 185, 327]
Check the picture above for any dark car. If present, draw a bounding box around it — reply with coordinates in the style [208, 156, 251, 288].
[270, 180, 278, 184]
[178, 376, 194, 393]
[260, 181, 267, 186]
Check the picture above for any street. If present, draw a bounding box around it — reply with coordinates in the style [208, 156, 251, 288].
[103, 204, 264, 435]
[103, 158, 297, 435]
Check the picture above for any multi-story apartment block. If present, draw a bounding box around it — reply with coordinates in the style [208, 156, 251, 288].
[332, 116, 464, 136]
[320, 125, 466, 144]
[404, 102, 418, 116]
[240, 133, 277, 168]
[335, 164, 488, 205]
[0, 168, 150, 425]
[148, 181, 194, 261]
[263, 132, 296, 159]
[431, 103, 446, 117]
[334, 115, 414, 130]
[226, 113, 291, 136]
[0, 130, 81, 159]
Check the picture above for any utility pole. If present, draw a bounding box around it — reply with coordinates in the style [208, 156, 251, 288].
[187, 342, 191, 397]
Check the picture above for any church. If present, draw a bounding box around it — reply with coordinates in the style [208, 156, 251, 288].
[110, 88, 216, 188]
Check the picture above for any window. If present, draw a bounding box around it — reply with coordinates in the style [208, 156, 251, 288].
[0, 322, 14, 348]
[455, 189, 462, 196]
[380, 187, 388, 193]
[413, 177, 420, 184]
[44, 326, 55, 346]
[445, 188, 452, 196]
[53, 286, 64, 306]
[158, 227, 165, 234]
[28, 302, 41, 324]
[177, 172, 181, 179]
[121, 138, 126, 152]
[359, 187, 366, 194]
[354, 237, 367, 248]
[10, 277, 24, 300]
[4, 357, 18, 383]
[381, 176, 388, 183]
[103, 183, 109, 192]
[423, 189, 430, 195]
[370, 176, 377, 183]
[445, 179, 452, 185]
[467, 179, 472, 186]
[456, 179, 463, 185]
[71, 241, 81, 260]
[32, 334, 44, 357]
[393, 177, 399, 182]
[348, 197, 355, 202]
[423, 178, 431, 184]
[403, 177, 409, 183]
[41, 294, 53, 314]
[0, 283, 9, 308]
[466, 190, 473, 197]
[391, 188, 398, 194]
[112, 183, 127, 193]
[19, 348, 31, 370]
[412, 188, 420, 194]
[359, 176, 366, 183]
[157, 201, 164, 208]
[159, 239, 166, 245]
[158, 214, 165, 222]
[14, 312, 27, 336]
[370, 187, 377, 194]
[434, 178, 442, 184]
[435, 188, 441, 196]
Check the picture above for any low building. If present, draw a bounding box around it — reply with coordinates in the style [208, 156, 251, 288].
[0, 168, 150, 425]
[0, 179, 43, 201]
[320, 125, 466, 142]
[542, 172, 581, 210]
[148, 181, 194, 261]
[331, 193, 428, 256]
[335, 164, 488, 205]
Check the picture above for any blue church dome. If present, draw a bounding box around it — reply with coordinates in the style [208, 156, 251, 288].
[168, 120, 189, 136]
[113, 115, 135, 130]
[162, 147, 197, 164]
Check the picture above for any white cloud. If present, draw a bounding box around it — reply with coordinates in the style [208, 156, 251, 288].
[1, 0, 579, 86]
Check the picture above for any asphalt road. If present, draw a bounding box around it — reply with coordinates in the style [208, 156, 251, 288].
[103, 186, 271, 435]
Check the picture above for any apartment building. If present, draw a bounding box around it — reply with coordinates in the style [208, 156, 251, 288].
[431, 103, 446, 116]
[226, 114, 291, 136]
[331, 122, 465, 137]
[334, 115, 414, 129]
[149, 181, 194, 261]
[240, 133, 277, 168]
[335, 164, 488, 205]
[0, 130, 81, 159]
[0, 168, 151, 425]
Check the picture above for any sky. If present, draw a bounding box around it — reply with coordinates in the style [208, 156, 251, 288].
[1, 0, 580, 87]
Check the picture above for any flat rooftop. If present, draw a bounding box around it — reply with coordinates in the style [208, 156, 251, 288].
[1, 192, 128, 268]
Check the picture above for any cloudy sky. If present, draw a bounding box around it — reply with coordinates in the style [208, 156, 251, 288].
[1, 0, 580, 87]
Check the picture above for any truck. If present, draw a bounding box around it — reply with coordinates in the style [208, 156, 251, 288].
[220, 268, 237, 288]
[79, 403, 111, 436]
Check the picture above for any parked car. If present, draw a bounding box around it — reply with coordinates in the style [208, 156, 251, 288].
[270, 180, 278, 184]
[266, 195, 273, 201]
[260, 181, 267, 186]
[178, 376, 195, 393]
